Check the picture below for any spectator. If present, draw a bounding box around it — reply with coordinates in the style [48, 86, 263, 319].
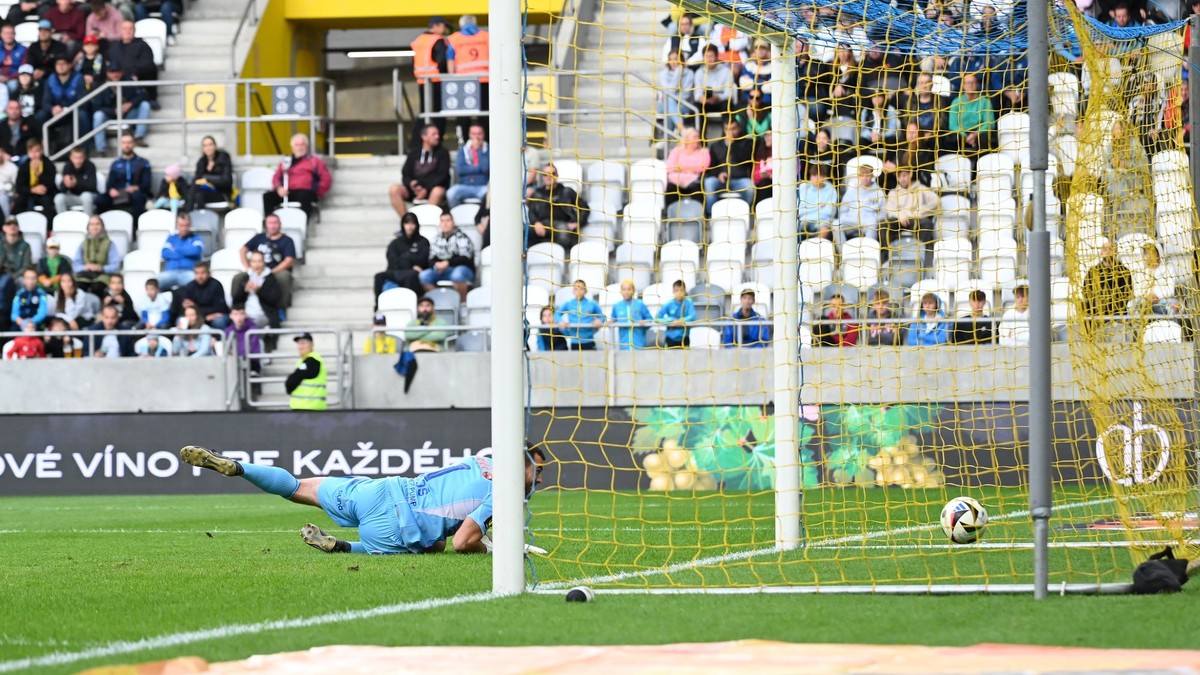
[95, 133, 151, 216]
[709, 22, 748, 68]
[690, 45, 734, 131]
[5, 0, 40, 29]
[263, 133, 332, 217]
[0, 24, 28, 96]
[802, 127, 842, 178]
[555, 279, 603, 350]
[231, 250, 281, 334]
[171, 260, 229, 329]
[609, 279, 653, 350]
[27, 21, 68, 82]
[13, 137, 56, 217]
[474, 205, 490, 249]
[860, 90, 900, 148]
[535, 305, 567, 351]
[406, 296, 449, 352]
[173, 305, 213, 357]
[373, 212, 428, 303]
[526, 162, 588, 250]
[10, 266, 48, 328]
[135, 333, 170, 357]
[43, 314, 80, 357]
[238, 213, 296, 310]
[139, 277, 169, 329]
[72, 214, 119, 294]
[46, 0, 87, 53]
[12, 65, 45, 134]
[90, 63, 152, 151]
[721, 287, 770, 347]
[734, 86, 771, 139]
[365, 312, 398, 354]
[811, 14, 867, 63]
[948, 72, 995, 155]
[390, 123, 450, 218]
[904, 73, 947, 139]
[664, 126, 708, 206]
[446, 123, 489, 208]
[660, 13, 707, 68]
[6, 316, 45, 358]
[419, 211, 475, 301]
[863, 290, 903, 346]
[133, 0, 179, 47]
[409, 16, 452, 144]
[656, 279, 695, 348]
[1132, 243, 1175, 315]
[106, 21, 157, 108]
[0, 100, 31, 157]
[750, 130, 772, 205]
[35, 235, 71, 292]
[814, 293, 858, 346]
[189, 135, 234, 209]
[75, 35, 107, 91]
[445, 14, 489, 138]
[0, 214, 30, 326]
[88, 303, 133, 357]
[1082, 240, 1132, 337]
[0, 147, 17, 212]
[657, 49, 694, 136]
[998, 284, 1030, 347]
[703, 117, 753, 214]
[880, 169, 937, 264]
[42, 56, 86, 147]
[827, 45, 862, 119]
[839, 164, 885, 242]
[953, 289, 995, 344]
[906, 292, 950, 346]
[152, 163, 189, 214]
[100, 271, 137, 328]
[224, 304, 264, 366]
[53, 271, 99, 329]
[157, 211, 202, 290]
[880, 121, 938, 190]
[54, 146, 98, 215]
[86, 0, 124, 43]
[738, 41, 772, 101]
[796, 163, 837, 238]
[286, 331, 327, 411]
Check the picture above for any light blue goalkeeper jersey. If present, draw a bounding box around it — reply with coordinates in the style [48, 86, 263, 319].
[388, 455, 495, 550]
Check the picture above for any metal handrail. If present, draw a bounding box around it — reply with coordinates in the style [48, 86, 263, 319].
[42, 77, 336, 162]
[230, 0, 261, 78]
[0, 326, 225, 354]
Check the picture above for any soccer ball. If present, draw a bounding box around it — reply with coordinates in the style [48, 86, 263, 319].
[940, 496, 988, 544]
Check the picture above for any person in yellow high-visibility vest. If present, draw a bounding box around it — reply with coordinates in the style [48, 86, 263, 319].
[286, 332, 326, 411]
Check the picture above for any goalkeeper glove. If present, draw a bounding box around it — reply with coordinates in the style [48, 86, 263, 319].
[480, 534, 547, 555]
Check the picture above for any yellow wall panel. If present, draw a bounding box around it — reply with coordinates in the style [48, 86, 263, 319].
[282, 0, 560, 27]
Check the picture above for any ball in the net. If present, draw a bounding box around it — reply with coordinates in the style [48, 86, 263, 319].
[565, 586, 595, 603]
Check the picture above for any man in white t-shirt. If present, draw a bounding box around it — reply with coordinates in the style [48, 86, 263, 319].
[998, 284, 1030, 346]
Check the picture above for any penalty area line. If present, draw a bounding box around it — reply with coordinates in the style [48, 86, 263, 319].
[0, 591, 498, 674]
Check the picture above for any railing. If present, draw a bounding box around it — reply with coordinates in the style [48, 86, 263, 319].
[230, 0, 263, 78]
[239, 327, 349, 409]
[42, 77, 337, 162]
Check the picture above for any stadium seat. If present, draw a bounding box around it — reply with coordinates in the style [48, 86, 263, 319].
[629, 158, 666, 209]
[523, 284, 551, 329]
[586, 160, 627, 214]
[841, 237, 880, 289]
[526, 241, 566, 292]
[465, 287, 492, 327]
[1116, 232, 1156, 274]
[222, 207, 263, 252]
[1052, 133, 1078, 178]
[457, 330, 489, 352]
[660, 239, 700, 288]
[273, 208, 307, 259]
[935, 154, 972, 193]
[239, 168, 274, 215]
[597, 282, 623, 317]
[664, 198, 704, 243]
[978, 235, 1019, 287]
[938, 194, 972, 241]
[553, 159, 583, 194]
[689, 326, 721, 348]
[136, 209, 174, 255]
[705, 242, 744, 294]
[710, 198, 750, 247]
[13, 21, 36, 46]
[1151, 150, 1188, 176]
[976, 153, 1016, 193]
[121, 248, 162, 294]
[378, 287, 419, 331]
[424, 286, 463, 327]
[1048, 71, 1080, 120]
[99, 210, 134, 258]
[189, 209, 220, 254]
[820, 283, 859, 314]
[580, 210, 619, 251]
[613, 242, 654, 289]
[930, 74, 952, 98]
[477, 246, 493, 287]
[749, 239, 775, 287]
[409, 203, 444, 242]
[135, 18, 167, 67]
[568, 241, 608, 291]
[640, 281, 672, 315]
[16, 211, 47, 262]
[623, 202, 660, 247]
[997, 113, 1031, 165]
[53, 210, 88, 234]
[210, 248, 242, 306]
[798, 238, 835, 294]
[690, 282, 726, 322]
[844, 154, 883, 181]
[1143, 320, 1183, 344]
[450, 203, 480, 227]
[933, 238, 971, 291]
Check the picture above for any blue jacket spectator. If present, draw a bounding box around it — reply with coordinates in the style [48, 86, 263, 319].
[10, 281, 48, 327]
[555, 280, 604, 350]
[158, 213, 204, 290]
[140, 290, 171, 329]
[796, 166, 838, 235]
[446, 125, 490, 207]
[721, 291, 770, 347]
[41, 64, 85, 114]
[96, 137, 152, 217]
[906, 292, 950, 346]
[656, 281, 696, 347]
[0, 35, 28, 85]
[610, 281, 653, 350]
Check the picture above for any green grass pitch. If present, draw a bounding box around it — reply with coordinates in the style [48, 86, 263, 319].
[1, 489, 1197, 674]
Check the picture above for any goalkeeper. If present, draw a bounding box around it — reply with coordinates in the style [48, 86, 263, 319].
[179, 444, 544, 555]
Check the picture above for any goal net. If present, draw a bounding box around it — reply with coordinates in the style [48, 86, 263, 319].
[516, 0, 1198, 592]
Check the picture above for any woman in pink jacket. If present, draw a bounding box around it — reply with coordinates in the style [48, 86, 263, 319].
[664, 126, 709, 206]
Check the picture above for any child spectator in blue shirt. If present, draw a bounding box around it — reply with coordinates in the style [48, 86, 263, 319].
[555, 280, 604, 350]
[609, 279, 653, 349]
[656, 279, 696, 348]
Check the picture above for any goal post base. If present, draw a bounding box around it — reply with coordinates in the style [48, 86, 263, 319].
[530, 583, 1134, 596]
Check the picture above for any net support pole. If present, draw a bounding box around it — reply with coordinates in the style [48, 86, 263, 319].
[490, 0, 526, 596]
[771, 40, 802, 550]
[1189, 17, 1200, 499]
[1026, 0, 1053, 601]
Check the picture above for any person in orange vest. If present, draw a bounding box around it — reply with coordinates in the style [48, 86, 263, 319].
[410, 16, 454, 147]
[446, 14, 489, 140]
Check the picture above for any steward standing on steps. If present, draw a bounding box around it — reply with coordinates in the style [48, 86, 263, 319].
[286, 332, 327, 411]
[410, 16, 453, 146]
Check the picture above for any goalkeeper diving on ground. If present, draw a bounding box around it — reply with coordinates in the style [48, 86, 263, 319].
[179, 444, 545, 555]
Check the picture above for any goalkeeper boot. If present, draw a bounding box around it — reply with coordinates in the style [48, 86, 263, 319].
[301, 523, 339, 553]
[179, 445, 244, 476]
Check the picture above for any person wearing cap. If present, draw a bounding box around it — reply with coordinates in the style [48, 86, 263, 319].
[85, 0, 124, 44]
[13, 65, 45, 131]
[286, 332, 327, 411]
[152, 162, 189, 213]
[721, 288, 770, 348]
[75, 34, 106, 87]
[0, 23, 29, 94]
[409, 16, 454, 145]
[90, 66, 151, 153]
[54, 146, 97, 215]
[14, 137, 56, 218]
[27, 20, 68, 81]
[365, 312, 398, 354]
[46, 0, 88, 53]
[36, 235, 72, 293]
[0, 214, 30, 328]
[106, 20, 157, 108]
[373, 212, 429, 304]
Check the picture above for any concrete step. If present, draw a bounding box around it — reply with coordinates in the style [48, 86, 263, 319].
[295, 274, 377, 291]
[317, 206, 398, 224]
[296, 262, 380, 279]
[323, 195, 394, 208]
[287, 304, 375, 324]
[327, 181, 397, 197]
[292, 288, 375, 307]
[306, 233, 393, 249]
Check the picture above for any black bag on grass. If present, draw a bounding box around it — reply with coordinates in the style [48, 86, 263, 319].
[1132, 548, 1190, 594]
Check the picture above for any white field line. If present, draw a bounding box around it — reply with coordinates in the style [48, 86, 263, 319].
[538, 494, 1122, 590]
[0, 529, 298, 535]
[0, 592, 498, 674]
[808, 539, 1199, 551]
